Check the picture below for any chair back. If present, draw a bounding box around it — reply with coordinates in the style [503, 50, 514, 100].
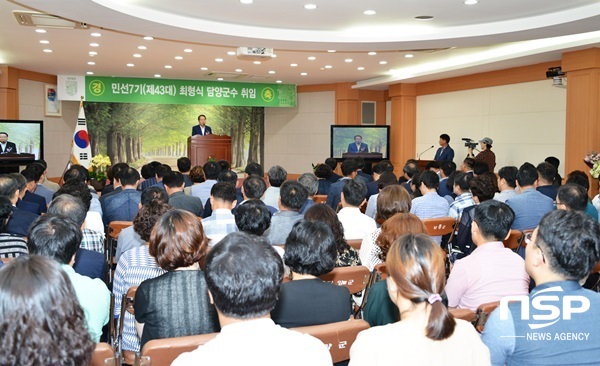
[373, 263, 387, 281]
[107, 221, 134, 240]
[474, 301, 500, 333]
[90, 342, 115, 366]
[125, 286, 138, 315]
[422, 217, 456, 236]
[449, 308, 478, 323]
[503, 229, 523, 251]
[141, 332, 218, 366]
[313, 195, 327, 204]
[0, 257, 14, 264]
[320, 266, 371, 294]
[347, 239, 362, 251]
[291, 319, 370, 364]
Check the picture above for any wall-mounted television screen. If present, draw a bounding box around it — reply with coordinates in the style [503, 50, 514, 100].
[330, 125, 390, 160]
[0, 120, 44, 166]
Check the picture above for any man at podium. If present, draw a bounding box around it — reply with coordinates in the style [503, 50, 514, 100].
[347, 135, 368, 153]
[0, 132, 17, 154]
[191, 114, 213, 136]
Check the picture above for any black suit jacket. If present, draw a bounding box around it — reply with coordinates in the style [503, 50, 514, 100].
[22, 190, 47, 213]
[191, 125, 212, 136]
[73, 248, 106, 280]
[7, 206, 39, 237]
[366, 180, 379, 200]
[17, 198, 43, 215]
[0, 141, 17, 154]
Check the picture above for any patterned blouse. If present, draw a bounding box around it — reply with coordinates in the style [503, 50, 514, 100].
[336, 245, 361, 267]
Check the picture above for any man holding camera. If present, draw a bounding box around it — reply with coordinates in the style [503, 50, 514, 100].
[468, 137, 496, 172]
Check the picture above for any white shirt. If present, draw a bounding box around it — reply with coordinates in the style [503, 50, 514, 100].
[261, 186, 280, 208]
[85, 211, 105, 234]
[172, 318, 332, 366]
[359, 228, 382, 271]
[190, 179, 217, 206]
[337, 207, 377, 240]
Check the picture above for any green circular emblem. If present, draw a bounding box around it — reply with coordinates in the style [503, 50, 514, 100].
[88, 80, 105, 97]
[261, 87, 275, 103]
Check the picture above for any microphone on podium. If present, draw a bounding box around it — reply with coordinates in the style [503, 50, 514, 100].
[417, 145, 435, 160]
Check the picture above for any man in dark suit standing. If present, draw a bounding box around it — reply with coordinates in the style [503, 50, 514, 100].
[0, 132, 17, 154]
[434, 134, 454, 163]
[191, 114, 213, 136]
[347, 135, 368, 153]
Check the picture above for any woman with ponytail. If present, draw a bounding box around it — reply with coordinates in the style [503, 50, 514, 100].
[350, 234, 490, 365]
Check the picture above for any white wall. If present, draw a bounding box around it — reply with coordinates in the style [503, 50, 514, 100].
[18, 79, 78, 177]
[264, 91, 334, 174]
[416, 80, 567, 175]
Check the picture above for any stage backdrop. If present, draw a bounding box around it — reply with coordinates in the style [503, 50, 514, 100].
[84, 103, 264, 169]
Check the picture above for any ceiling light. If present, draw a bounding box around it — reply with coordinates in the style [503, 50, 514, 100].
[217, 78, 224, 81]
[184, 48, 193, 53]
[324, 65, 333, 69]
[227, 51, 236, 56]
[304, 4, 317, 10]
[200, 67, 208, 71]
[253, 61, 262, 64]
[357, 67, 365, 70]
[290, 63, 298, 67]
[415, 15, 434, 20]
[175, 56, 183, 60]
[138, 46, 147, 50]
[404, 54, 414, 58]
[164, 65, 172, 69]
[388, 69, 396, 73]
[300, 72, 308, 76]
[379, 60, 388, 64]
[308, 56, 316, 61]
[35, 29, 46, 33]
[464, 0, 478, 4]
[154, 74, 161, 78]
[39, 40, 49, 44]
[43, 49, 52, 53]
[89, 51, 97, 56]
[86, 71, 94, 75]
[143, 36, 154, 40]
[127, 63, 134, 67]
[268, 70, 276, 74]
[215, 58, 224, 62]
[368, 51, 377, 56]
[276, 80, 282, 83]
[363, 10, 376, 15]
[89, 43, 99, 47]
[240, 0, 253, 4]
[345, 58, 353, 63]
[327, 50, 336, 53]
[235, 69, 243, 72]
[91, 32, 101, 37]
[87, 61, 95, 65]
[271, 54, 278, 58]
[133, 54, 142, 58]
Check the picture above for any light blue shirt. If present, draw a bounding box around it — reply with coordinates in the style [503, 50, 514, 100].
[506, 188, 554, 231]
[410, 191, 451, 220]
[191, 180, 217, 207]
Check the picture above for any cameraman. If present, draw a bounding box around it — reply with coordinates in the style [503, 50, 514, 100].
[468, 137, 496, 172]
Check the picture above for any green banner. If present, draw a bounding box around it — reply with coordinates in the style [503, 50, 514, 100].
[85, 76, 296, 107]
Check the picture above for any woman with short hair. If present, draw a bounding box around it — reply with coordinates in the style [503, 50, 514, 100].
[0, 196, 28, 258]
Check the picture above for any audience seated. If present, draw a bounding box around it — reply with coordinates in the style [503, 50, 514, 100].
[360, 185, 413, 270]
[399, 160, 419, 193]
[172, 232, 332, 366]
[473, 161, 490, 177]
[37, 159, 60, 193]
[566, 170, 599, 221]
[355, 157, 373, 184]
[0, 174, 38, 237]
[461, 157, 475, 176]
[437, 161, 456, 200]
[326, 159, 358, 210]
[271, 220, 352, 328]
[314, 163, 334, 195]
[240, 175, 277, 214]
[11, 172, 44, 214]
[365, 171, 398, 219]
[494, 166, 518, 203]
[102, 167, 142, 225]
[351, 234, 490, 365]
[202, 169, 243, 218]
[135, 210, 220, 349]
[139, 161, 159, 191]
[0, 255, 95, 365]
[28, 215, 110, 342]
[151, 164, 172, 191]
[177, 157, 194, 187]
[448, 172, 475, 220]
[100, 162, 129, 202]
[446, 200, 529, 310]
[592, 179, 600, 214]
[184, 165, 204, 195]
[239, 162, 264, 195]
[19, 168, 47, 213]
[337, 179, 376, 240]
[536, 162, 558, 200]
[190, 161, 221, 206]
[265, 181, 307, 245]
[298, 172, 318, 214]
[262, 165, 287, 208]
[545, 156, 563, 188]
[113, 200, 172, 353]
[165, 171, 203, 216]
[304, 204, 361, 267]
[25, 162, 54, 205]
[482, 210, 600, 364]
[325, 157, 343, 183]
[235, 199, 272, 236]
[0, 196, 27, 258]
[506, 163, 554, 231]
[62, 164, 103, 215]
[201, 182, 238, 245]
[556, 183, 588, 212]
[366, 161, 394, 200]
[410, 171, 450, 223]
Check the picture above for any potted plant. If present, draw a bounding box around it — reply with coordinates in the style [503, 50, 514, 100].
[88, 154, 111, 192]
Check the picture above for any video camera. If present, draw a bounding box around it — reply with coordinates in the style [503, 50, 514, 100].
[462, 138, 478, 150]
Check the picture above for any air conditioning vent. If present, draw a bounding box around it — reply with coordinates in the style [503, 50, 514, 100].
[204, 71, 249, 79]
[13, 11, 89, 29]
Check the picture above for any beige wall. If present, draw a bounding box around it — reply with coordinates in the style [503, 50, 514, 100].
[264, 91, 334, 174]
[18, 79, 78, 177]
[416, 80, 567, 175]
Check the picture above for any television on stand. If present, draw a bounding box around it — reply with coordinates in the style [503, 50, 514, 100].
[330, 125, 390, 173]
[0, 120, 43, 173]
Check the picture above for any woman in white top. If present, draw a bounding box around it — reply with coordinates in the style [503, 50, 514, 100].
[350, 234, 490, 366]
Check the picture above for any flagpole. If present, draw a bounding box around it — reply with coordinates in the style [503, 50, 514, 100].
[58, 96, 85, 185]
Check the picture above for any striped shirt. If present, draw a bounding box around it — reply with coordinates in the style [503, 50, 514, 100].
[201, 209, 237, 246]
[113, 245, 166, 352]
[410, 192, 451, 220]
[448, 192, 475, 220]
[0, 233, 28, 258]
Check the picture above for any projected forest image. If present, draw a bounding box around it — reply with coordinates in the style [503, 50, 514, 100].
[84, 102, 264, 169]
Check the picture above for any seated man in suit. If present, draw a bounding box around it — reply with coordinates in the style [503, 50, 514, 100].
[191, 114, 212, 136]
[0, 132, 17, 154]
[265, 181, 308, 245]
[298, 173, 318, 214]
[0, 174, 38, 237]
[326, 159, 359, 210]
[239, 175, 278, 215]
[347, 135, 369, 153]
[10, 172, 44, 215]
[20, 167, 49, 212]
[506, 163, 554, 231]
[102, 167, 142, 225]
[165, 171, 203, 216]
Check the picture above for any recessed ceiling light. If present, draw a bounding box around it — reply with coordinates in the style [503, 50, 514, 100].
[368, 51, 377, 56]
[379, 60, 388, 64]
[217, 77, 224, 81]
[240, 0, 253, 4]
[271, 54, 277, 58]
[300, 72, 308, 76]
[357, 67, 365, 70]
[253, 61, 262, 64]
[164, 65, 172, 69]
[143, 36, 154, 40]
[404, 54, 414, 58]
[276, 80, 283, 83]
[138, 46, 147, 50]
[127, 63, 134, 67]
[345, 58, 353, 63]
[35, 28, 46, 33]
[268, 70, 276, 74]
[175, 56, 183, 60]
[215, 58, 224, 62]
[91, 32, 101, 37]
[200, 67, 208, 71]
[184, 48, 193, 53]
[154, 74, 161, 77]
[227, 51, 236, 56]
[89, 43, 99, 47]
[133, 53, 142, 58]
[290, 63, 298, 67]
[464, 0, 478, 4]
[304, 4, 317, 10]
[308, 56, 316, 61]
[324, 65, 333, 69]
[327, 50, 336, 53]
[87, 61, 95, 65]
[86, 71, 94, 75]
[415, 15, 434, 20]
[89, 51, 97, 56]
[363, 10, 376, 15]
[39, 40, 49, 44]
[43, 49, 52, 53]
[235, 69, 243, 72]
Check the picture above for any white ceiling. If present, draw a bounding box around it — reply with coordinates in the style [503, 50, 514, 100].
[2, 0, 600, 89]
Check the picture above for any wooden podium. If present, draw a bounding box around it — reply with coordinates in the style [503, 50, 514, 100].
[417, 159, 434, 171]
[187, 135, 232, 167]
